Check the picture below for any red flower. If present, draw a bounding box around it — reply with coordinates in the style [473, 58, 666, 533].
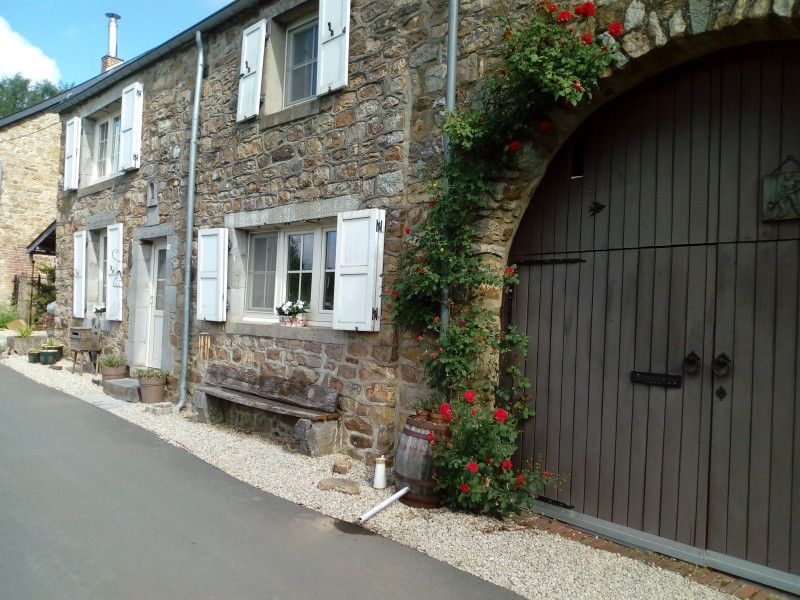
[494, 408, 508, 422]
[547, 3, 557, 11]
[486, 456, 492, 463]
[467, 462, 479, 473]
[574, 2, 596, 16]
[504, 267, 515, 276]
[428, 200, 436, 206]
[609, 22, 623, 36]
[556, 10, 571, 21]
[581, 33, 592, 44]
[460, 484, 470, 493]
[440, 403, 451, 417]
[539, 121, 551, 132]
[404, 226, 410, 234]
[428, 430, 435, 442]
[508, 140, 522, 152]
[464, 390, 475, 402]
[430, 352, 437, 359]
[573, 81, 583, 90]
[390, 290, 399, 297]
[543, 471, 551, 477]
[517, 475, 525, 483]
[434, 316, 439, 323]
[501, 460, 513, 470]
[471, 410, 476, 416]
[459, 321, 466, 328]
[416, 335, 422, 341]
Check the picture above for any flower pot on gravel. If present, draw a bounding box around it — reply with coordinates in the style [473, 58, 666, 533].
[27, 350, 40, 363]
[100, 365, 127, 382]
[39, 349, 59, 366]
[132, 369, 168, 404]
[98, 353, 128, 382]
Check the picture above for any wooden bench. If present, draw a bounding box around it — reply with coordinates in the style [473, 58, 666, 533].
[195, 364, 341, 456]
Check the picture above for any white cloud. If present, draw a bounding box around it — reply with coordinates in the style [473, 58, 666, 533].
[0, 16, 61, 82]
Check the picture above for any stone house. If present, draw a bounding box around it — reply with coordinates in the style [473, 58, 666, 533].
[54, 0, 800, 591]
[0, 99, 62, 311]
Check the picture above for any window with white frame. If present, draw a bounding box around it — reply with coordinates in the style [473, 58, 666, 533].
[236, 0, 351, 121]
[197, 208, 384, 331]
[63, 81, 144, 190]
[246, 223, 337, 322]
[73, 224, 123, 320]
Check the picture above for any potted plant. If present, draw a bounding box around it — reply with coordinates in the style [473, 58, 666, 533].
[43, 337, 65, 360]
[276, 300, 309, 326]
[39, 346, 59, 365]
[98, 353, 128, 382]
[27, 347, 40, 363]
[132, 368, 168, 404]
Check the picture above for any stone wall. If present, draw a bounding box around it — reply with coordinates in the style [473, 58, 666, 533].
[0, 111, 60, 307]
[55, 0, 800, 462]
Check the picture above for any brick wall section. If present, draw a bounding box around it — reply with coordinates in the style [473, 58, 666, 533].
[0, 111, 60, 305]
[55, 0, 800, 462]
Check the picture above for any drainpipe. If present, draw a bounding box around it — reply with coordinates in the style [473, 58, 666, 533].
[177, 30, 204, 411]
[440, 0, 459, 329]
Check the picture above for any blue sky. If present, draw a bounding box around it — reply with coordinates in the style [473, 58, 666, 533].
[0, 0, 231, 86]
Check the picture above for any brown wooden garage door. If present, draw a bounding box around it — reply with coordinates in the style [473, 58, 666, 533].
[509, 42, 800, 575]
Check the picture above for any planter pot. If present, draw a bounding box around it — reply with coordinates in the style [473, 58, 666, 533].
[138, 376, 166, 404]
[279, 314, 307, 327]
[39, 349, 59, 366]
[27, 351, 40, 364]
[43, 345, 64, 361]
[394, 415, 451, 509]
[101, 365, 128, 382]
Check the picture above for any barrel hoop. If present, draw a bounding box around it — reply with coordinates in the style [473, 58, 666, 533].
[395, 472, 437, 489]
[401, 427, 433, 441]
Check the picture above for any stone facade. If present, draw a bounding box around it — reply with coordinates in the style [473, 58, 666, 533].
[55, 0, 800, 463]
[0, 111, 59, 307]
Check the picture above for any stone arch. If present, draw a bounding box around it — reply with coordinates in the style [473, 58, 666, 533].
[478, 1, 800, 264]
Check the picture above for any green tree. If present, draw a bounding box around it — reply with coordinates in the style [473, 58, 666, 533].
[0, 73, 72, 118]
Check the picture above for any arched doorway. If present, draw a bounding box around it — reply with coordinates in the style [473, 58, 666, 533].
[510, 41, 800, 587]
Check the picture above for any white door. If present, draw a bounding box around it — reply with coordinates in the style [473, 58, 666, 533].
[147, 244, 167, 369]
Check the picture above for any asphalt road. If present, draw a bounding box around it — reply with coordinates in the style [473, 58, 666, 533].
[0, 364, 523, 600]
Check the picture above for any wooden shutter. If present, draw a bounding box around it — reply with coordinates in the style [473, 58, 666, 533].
[317, 0, 351, 94]
[197, 228, 229, 321]
[73, 230, 87, 318]
[64, 117, 81, 190]
[119, 82, 143, 171]
[106, 223, 123, 321]
[236, 20, 266, 121]
[332, 208, 384, 331]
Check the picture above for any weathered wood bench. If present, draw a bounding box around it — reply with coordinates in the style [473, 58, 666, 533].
[195, 364, 341, 456]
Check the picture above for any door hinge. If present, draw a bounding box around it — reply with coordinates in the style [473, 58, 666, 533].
[372, 308, 379, 320]
[376, 220, 383, 233]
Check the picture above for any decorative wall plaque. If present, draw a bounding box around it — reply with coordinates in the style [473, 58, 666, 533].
[762, 156, 800, 222]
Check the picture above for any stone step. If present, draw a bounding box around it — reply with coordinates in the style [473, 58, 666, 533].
[102, 378, 141, 403]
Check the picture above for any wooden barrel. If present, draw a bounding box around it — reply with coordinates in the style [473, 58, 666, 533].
[394, 414, 450, 508]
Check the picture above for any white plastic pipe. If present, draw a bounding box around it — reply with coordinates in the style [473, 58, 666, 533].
[357, 487, 410, 524]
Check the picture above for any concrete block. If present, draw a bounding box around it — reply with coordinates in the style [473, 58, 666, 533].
[144, 402, 178, 415]
[102, 378, 141, 403]
[295, 418, 340, 457]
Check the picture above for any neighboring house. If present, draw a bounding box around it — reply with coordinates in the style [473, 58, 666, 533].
[53, 0, 800, 592]
[0, 99, 62, 308]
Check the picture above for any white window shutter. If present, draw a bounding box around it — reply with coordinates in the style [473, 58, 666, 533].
[332, 208, 384, 332]
[73, 231, 87, 318]
[318, 0, 351, 94]
[106, 223, 123, 321]
[64, 117, 81, 190]
[119, 82, 143, 171]
[236, 20, 266, 121]
[197, 228, 229, 321]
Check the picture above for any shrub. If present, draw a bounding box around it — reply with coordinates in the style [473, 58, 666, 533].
[131, 368, 168, 378]
[0, 304, 19, 328]
[18, 323, 33, 338]
[98, 353, 128, 368]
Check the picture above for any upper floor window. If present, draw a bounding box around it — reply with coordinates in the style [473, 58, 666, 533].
[94, 114, 121, 179]
[236, 0, 351, 121]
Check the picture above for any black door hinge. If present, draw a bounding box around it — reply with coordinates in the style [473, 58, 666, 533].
[376, 220, 383, 233]
[372, 308, 379, 320]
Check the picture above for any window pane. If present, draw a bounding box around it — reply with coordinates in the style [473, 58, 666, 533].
[111, 116, 121, 172]
[248, 233, 278, 310]
[301, 233, 313, 269]
[97, 121, 109, 177]
[324, 231, 336, 270]
[285, 22, 318, 105]
[288, 63, 317, 104]
[155, 248, 167, 310]
[300, 273, 312, 305]
[323, 272, 335, 311]
[291, 25, 317, 64]
[287, 272, 300, 302]
[288, 235, 302, 270]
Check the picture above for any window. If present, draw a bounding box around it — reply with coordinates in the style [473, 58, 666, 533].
[236, 0, 351, 121]
[73, 224, 123, 320]
[94, 114, 121, 179]
[63, 81, 143, 190]
[285, 17, 318, 106]
[246, 223, 337, 323]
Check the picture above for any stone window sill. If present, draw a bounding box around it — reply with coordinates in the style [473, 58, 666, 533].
[225, 319, 347, 343]
[77, 173, 130, 198]
[260, 99, 320, 129]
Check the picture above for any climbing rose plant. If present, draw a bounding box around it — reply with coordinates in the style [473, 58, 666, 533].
[389, 2, 621, 518]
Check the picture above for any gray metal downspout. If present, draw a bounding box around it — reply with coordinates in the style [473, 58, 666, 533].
[440, 0, 459, 329]
[177, 30, 204, 410]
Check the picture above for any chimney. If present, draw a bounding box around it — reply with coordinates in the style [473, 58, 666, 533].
[101, 13, 123, 73]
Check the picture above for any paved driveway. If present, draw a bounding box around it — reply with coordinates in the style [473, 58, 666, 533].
[0, 364, 522, 600]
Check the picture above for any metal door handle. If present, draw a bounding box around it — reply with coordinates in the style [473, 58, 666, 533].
[682, 351, 700, 374]
[713, 353, 731, 376]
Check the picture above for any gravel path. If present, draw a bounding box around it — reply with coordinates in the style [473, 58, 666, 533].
[0, 348, 733, 600]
